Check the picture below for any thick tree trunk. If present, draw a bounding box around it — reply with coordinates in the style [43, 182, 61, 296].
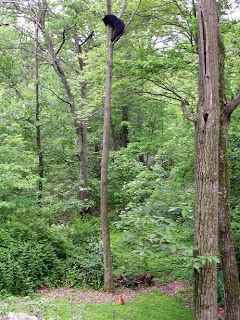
[218, 27, 240, 320]
[100, 0, 114, 292]
[194, 1, 220, 319]
[219, 114, 240, 320]
[35, 13, 43, 204]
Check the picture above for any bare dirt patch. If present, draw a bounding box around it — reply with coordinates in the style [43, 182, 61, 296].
[38, 281, 188, 305]
[157, 280, 188, 296]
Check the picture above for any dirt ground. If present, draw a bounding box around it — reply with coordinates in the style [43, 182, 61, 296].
[38, 280, 188, 304]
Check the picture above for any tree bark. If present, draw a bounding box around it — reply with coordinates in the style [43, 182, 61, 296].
[100, 0, 114, 292]
[218, 27, 240, 320]
[194, 1, 220, 319]
[75, 37, 91, 204]
[43, 26, 89, 206]
[34, 11, 43, 205]
[219, 113, 240, 320]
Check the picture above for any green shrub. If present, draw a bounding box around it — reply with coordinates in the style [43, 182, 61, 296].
[0, 219, 104, 295]
[0, 222, 66, 295]
[64, 217, 104, 289]
[0, 241, 64, 295]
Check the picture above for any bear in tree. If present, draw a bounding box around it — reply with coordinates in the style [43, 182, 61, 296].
[102, 14, 125, 42]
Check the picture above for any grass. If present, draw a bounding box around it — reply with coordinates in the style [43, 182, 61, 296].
[0, 291, 193, 320]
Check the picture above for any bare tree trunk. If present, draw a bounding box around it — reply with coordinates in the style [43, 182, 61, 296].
[194, 1, 220, 319]
[34, 11, 43, 205]
[43, 29, 88, 205]
[100, 0, 114, 293]
[218, 27, 240, 320]
[81, 85, 88, 199]
[75, 37, 92, 204]
[219, 114, 240, 320]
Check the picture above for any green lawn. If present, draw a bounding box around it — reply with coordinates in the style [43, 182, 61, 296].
[81, 292, 193, 320]
[1, 291, 193, 320]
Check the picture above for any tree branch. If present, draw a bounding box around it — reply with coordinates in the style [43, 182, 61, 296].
[144, 77, 196, 101]
[124, 0, 141, 30]
[0, 22, 48, 55]
[40, 84, 71, 106]
[181, 98, 196, 123]
[129, 90, 180, 102]
[227, 92, 240, 115]
[56, 24, 76, 56]
[117, 0, 127, 19]
[78, 30, 94, 47]
[112, 0, 141, 44]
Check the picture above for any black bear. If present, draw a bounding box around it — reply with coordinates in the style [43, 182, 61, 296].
[102, 14, 125, 42]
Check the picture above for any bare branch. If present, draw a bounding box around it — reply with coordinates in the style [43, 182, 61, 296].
[172, 0, 191, 30]
[56, 24, 77, 56]
[117, 0, 127, 19]
[112, 0, 141, 44]
[124, 0, 141, 30]
[129, 90, 180, 102]
[87, 108, 104, 119]
[144, 77, 196, 101]
[78, 30, 94, 47]
[40, 84, 71, 106]
[226, 66, 240, 114]
[181, 98, 196, 123]
[227, 92, 240, 115]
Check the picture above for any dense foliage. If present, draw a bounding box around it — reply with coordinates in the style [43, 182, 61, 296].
[0, 0, 239, 297]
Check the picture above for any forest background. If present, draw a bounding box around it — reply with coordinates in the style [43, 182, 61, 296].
[0, 0, 240, 309]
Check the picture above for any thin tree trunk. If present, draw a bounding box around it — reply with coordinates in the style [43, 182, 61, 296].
[44, 31, 88, 205]
[100, 0, 114, 293]
[194, 1, 220, 319]
[218, 27, 240, 320]
[34, 12, 43, 204]
[75, 37, 91, 204]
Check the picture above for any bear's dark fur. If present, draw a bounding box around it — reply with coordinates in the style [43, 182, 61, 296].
[103, 14, 125, 42]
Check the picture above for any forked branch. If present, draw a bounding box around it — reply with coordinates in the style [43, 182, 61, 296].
[124, 0, 141, 30]
[181, 98, 197, 123]
[56, 24, 76, 55]
[227, 92, 240, 115]
[118, 0, 127, 19]
[112, 0, 141, 44]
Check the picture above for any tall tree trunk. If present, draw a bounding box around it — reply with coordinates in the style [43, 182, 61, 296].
[75, 37, 92, 204]
[34, 12, 43, 205]
[44, 30, 88, 205]
[100, 0, 114, 293]
[218, 27, 240, 320]
[77, 82, 89, 204]
[219, 114, 240, 320]
[194, 1, 220, 319]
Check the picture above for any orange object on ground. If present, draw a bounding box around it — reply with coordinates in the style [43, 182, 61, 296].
[118, 294, 125, 305]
